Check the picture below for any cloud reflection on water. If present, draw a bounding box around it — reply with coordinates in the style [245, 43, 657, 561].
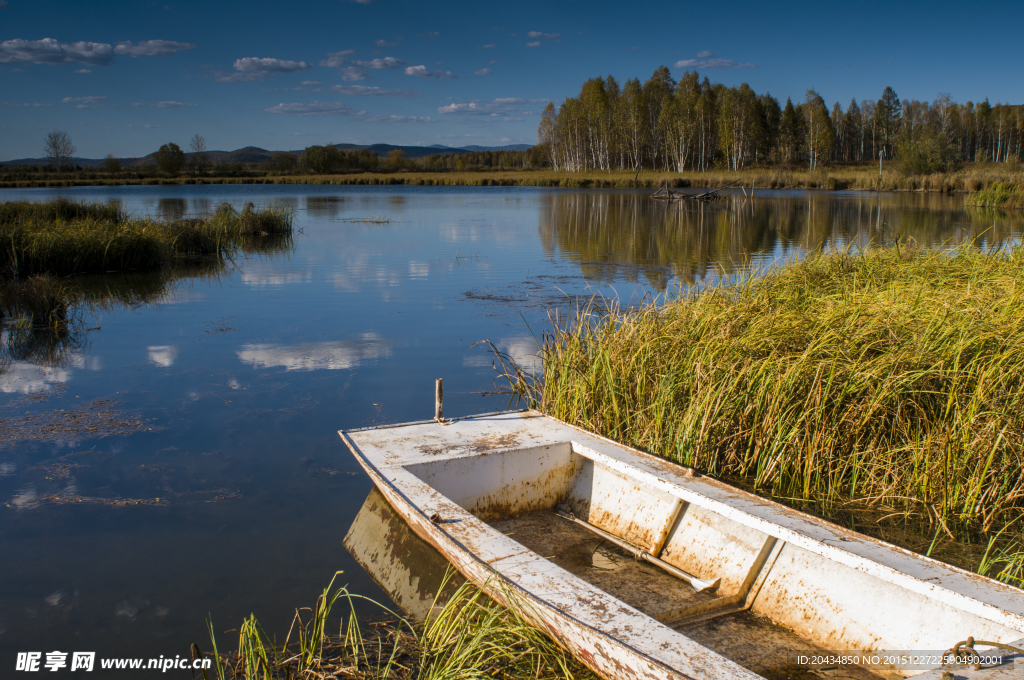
[236, 334, 391, 371]
[0, 363, 71, 393]
[147, 345, 180, 367]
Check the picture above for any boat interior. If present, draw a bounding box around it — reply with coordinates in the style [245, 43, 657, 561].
[343, 413, 1024, 679]
[402, 439, 1024, 677]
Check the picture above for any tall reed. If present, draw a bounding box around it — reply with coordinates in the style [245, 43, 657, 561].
[0, 198, 126, 224]
[204, 572, 594, 680]
[968, 183, 1024, 210]
[512, 245, 1024, 578]
[0, 199, 293, 276]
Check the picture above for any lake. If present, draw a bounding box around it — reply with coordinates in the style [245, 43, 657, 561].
[0, 185, 1019, 665]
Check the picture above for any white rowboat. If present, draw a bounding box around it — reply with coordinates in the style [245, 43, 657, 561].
[340, 410, 1024, 680]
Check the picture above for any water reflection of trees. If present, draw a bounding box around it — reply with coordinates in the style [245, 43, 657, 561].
[146, 196, 300, 222]
[306, 196, 345, 219]
[539, 192, 1024, 290]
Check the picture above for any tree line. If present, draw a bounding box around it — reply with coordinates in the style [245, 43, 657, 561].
[293, 145, 547, 174]
[22, 131, 547, 177]
[539, 67, 1024, 174]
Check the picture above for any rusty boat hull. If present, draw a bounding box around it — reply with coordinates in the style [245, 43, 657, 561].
[340, 410, 1024, 680]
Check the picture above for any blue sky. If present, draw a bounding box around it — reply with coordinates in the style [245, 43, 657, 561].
[1, 0, 1022, 160]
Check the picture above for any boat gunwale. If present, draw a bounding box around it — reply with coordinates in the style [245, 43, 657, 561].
[340, 427, 754, 680]
[340, 409, 1024, 640]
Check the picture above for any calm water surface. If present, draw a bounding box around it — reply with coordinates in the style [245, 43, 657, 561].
[0, 185, 1019, 667]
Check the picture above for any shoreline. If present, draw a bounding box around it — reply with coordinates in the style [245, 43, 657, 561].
[521, 245, 1024, 589]
[0, 167, 1015, 193]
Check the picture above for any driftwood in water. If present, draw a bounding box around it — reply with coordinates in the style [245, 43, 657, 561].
[652, 179, 741, 202]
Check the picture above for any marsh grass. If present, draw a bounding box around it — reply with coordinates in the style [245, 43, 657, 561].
[202, 572, 595, 680]
[0, 200, 292, 367]
[0, 198, 126, 223]
[0, 199, 293, 276]
[0, 199, 292, 333]
[503, 245, 1024, 585]
[968, 183, 1024, 210]
[5, 162, 1024, 194]
[0, 273, 77, 330]
[979, 541, 1024, 588]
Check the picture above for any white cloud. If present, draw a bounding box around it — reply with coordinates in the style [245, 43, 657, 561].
[0, 37, 193, 65]
[480, 44, 496, 49]
[0, 363, 71, 393]
[339, 66, 367, 81]
[404, 64, 455, 78]
[234, 56, 311, 73]
[239, 264, 312, 286]
[364, 114, 432, 123]
[237, 336, 391, 371]
[301, 80, 322, 86]
[438, 97, 547, 117]
[62, 95, 105, 103]
[673, 52, 755, 69]
[527, 31, 560, 40]
[74, 68, 91, 74]
[126, 123, 156, 128]
[11, 487, 40, 511]
[132, 100, 196, 108]
[147, 345, 180, 367]
[474, 68, 492, 77]
[320, 49, 356, 68]
[114, 40, 195, 57]
[375, 39, 398, 47]
[353, 56, 405, 69]
[0, 38, 114, 65]
[2, 101, 52, 107]
[500, 337, 542, 374]
[62, 95, 107, 108]
[526, 41, 540, 48]
[425, 31, 440, 39]
[217, 57, 312, 82]
[264, 100, 364, 116]
[329, 84, 421, 97]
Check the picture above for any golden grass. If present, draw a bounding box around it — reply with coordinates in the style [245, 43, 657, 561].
[3, 162, 1024, 194]
[204, 572, 596, 680]
[0, 199, 292, 276]
[504, 245, 1024, 585]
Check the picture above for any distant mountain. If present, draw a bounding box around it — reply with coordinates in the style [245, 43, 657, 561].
[2, 142, 534, 166]
[319, 142, 533, 159]
[460, 144, 533, 152]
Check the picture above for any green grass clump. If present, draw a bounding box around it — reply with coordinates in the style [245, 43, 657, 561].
[204, 572, 595, 680]
[1, 216, 168, 274]
[0, 199, 292, 345]
[0, 273, 76, 330]
[515, 245, 1024, 581]
[0, 199, 293, 275]
[0, 198, 126, 224]
[968, 183, 1024, 210]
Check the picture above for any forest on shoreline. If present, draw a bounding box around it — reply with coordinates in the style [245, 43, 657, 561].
[541, 67, 1024, 175]
[4, 66, 1022, 190]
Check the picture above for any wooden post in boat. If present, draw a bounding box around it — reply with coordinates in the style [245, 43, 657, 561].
[435, 378, 443, 422]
